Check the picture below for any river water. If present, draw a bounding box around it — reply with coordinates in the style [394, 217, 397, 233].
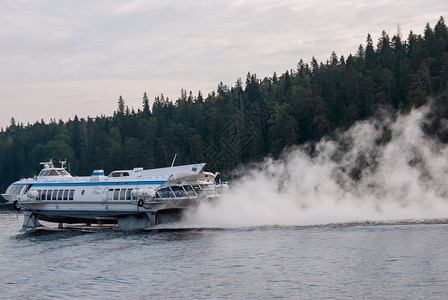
[1, 206, 447, 299]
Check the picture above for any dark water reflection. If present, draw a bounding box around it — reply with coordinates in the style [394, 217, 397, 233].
[1, 211, 448, 299]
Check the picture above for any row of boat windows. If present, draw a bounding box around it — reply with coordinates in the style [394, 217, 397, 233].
[107, 188, 135, 201]
[37, 189, 75, 201]
[10, 184, 217, 200]
[104, 188, 184, 201]
[158, 186, 202, 198]
[105, 185, 212, 200]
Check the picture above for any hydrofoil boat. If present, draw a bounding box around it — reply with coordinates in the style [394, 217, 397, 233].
[2, 160, 227, 229]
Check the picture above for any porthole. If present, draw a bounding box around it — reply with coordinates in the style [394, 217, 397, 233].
[81, 190, 85, 195]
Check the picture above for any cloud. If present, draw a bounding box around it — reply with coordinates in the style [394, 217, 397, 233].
[0, 0, 446, 127]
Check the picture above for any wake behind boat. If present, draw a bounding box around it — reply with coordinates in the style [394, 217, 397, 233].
[1, 160, 228, 229]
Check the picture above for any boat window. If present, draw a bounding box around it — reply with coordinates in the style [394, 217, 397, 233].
[17, 185, 24, 194]
[157, 187, 175, 198]
[63, 190, 69, 200]
[10, 185, 17, 194]
[37, 190, 42, 200]
[107, 189, 113, 201]
[184, 185, 196, 196]
[5, 185, 14, 194]
[69, 190, 75, 200]
[48, 170, 60, 176]
[19, 185, 26, 194]
[156, 187, 165, 198]
[47, 190, 52, 200]
[126, 188, 133, 200]
[58, 190, 63, 200]
[52, 190, 58, 200]
[113, 189, 120, 200]
[7, 185, 25, 195]
[171, 186, 187, 197]
[38, 170, 49, 176]
[41, 190, 47, 200]
[60, 169, 70, 176]
[109, 172, 130, 177]
[119, 189, 126, 200]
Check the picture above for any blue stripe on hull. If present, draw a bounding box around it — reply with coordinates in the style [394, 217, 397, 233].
[23, 209, 157, 214]
[32, 181, 166, 187]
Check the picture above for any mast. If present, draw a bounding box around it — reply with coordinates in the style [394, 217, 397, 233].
[171, 153, 177, 167]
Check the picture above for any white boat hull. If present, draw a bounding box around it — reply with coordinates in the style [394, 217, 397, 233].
[17, 197, 214, 227]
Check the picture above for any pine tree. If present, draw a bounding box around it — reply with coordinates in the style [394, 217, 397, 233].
[330, 51, 339, 65]
[272, 72, 278, 84]
[311, 57, 319, 74]
[365, 34, 376, 68]
[377, 30, 393, 68]
[117, 96, 125, 115]
[196, 90, 204, 103]
[424, 23, 436, 56]
[142, 92, 151, 119]
[434, 16, 448, 54]
[356, 44, 365, 58]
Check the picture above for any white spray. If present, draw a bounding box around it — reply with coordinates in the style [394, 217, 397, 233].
[184, 104, 448, 227]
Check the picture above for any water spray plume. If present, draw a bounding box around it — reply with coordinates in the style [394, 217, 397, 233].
[185, 103, 448, 227]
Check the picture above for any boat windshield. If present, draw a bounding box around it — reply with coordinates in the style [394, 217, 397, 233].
[59, 169, 70, 176]
[38, 168, 71, 177]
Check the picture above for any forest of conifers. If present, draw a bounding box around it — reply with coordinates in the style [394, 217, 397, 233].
[1, 17, 448, 192]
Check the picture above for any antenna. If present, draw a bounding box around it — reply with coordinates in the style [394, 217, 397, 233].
[40, 159, 54, 169]
[59, 159, 67, 169]
[171, 153, 177, 167]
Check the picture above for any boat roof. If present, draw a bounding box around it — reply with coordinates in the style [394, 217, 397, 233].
[108, 163, 206, 180]
[11, 161, 210, 185]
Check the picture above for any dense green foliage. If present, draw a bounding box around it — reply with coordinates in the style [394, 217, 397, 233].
[1, 17, 448, 191]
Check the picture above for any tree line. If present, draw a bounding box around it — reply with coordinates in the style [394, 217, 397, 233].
[1, 17, 448, 192]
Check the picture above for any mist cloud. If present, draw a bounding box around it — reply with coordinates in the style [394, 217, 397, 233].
[185, 104, 448, 227]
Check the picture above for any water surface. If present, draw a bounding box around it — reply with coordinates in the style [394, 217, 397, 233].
[0, 209, 447, 299]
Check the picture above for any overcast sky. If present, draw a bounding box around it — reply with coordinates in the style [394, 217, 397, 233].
[0, 0, 447, 128]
